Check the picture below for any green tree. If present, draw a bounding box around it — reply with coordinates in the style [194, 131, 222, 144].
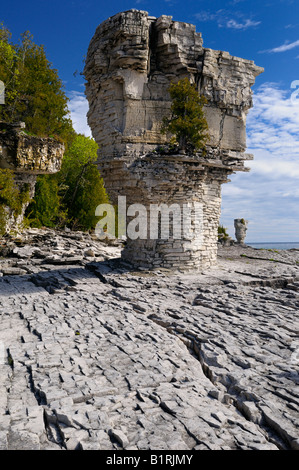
[0, 168, 30, 234]
[162, 77, 209, 153]
[0, 24, 75, 234]
[0, 24, 20, 111]
[0, 25, 108, 234]
[26, 134, 109, 231]
[25, 174, 63, 228]
[0, 24, 75, 146]
[218, 224, 229, 241]
[59, 135, 109, 230]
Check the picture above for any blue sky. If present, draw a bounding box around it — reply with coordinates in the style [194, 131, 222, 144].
[1, 0, 299, 241]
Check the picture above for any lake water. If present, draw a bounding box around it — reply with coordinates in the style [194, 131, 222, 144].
[247, 242, 299, 250]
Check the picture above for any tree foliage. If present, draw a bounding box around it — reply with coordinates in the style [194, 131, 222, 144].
[162, 77, 209, 153]
[26, 135, 109, 231]
[0, 25, 107, 234]
[218, 224, 229, 242]
[0, 24, 75, 146]
[26, 174, 63, 228]
[0, 168, 30, 234]
[58, 134, 109, 230]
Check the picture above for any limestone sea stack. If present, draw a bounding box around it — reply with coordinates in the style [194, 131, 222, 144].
[84, 10, 263, 271]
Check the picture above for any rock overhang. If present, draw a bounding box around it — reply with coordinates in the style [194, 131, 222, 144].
[84, 10, 263, 162]
[0, 122, 65, 174]
[84, 10, 263, 271]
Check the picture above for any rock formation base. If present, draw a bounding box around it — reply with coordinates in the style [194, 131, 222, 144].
[84, 10, 263, 271]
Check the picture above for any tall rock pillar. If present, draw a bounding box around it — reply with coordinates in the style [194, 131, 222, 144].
[84, 10, 263, 271]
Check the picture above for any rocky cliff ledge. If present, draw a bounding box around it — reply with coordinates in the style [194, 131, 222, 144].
[0, 122, 64, 233]
[0, 122, 64, 174]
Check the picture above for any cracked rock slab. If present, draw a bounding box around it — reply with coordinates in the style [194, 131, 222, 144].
[0, 230, 298, 450]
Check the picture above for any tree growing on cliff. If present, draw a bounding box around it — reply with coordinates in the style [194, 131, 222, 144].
[161, 77, 209, 154]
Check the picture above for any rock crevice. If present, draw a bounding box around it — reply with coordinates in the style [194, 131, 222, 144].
[0, 229, 298, 450]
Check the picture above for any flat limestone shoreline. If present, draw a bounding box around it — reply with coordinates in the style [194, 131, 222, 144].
[0, 228, 298, 450]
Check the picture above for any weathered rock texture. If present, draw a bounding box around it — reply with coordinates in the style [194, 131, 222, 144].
[0, 122, 64, 232]
[0, 229, 298, 450]
[0, 122, 64, 174]
[234, 218, 248, 244]
[84, 9, 263, 271]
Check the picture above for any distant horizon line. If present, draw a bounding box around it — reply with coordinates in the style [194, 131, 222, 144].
[247, 241, 299, 244]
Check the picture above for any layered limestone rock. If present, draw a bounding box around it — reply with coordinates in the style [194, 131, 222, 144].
[84, 9, 263, 270]
[0, 121, 64, 232]
[0, 122, 64, 174]
[234, 218, 248, 244]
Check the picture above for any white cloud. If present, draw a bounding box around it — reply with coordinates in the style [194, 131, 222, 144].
[285, 24, 299, 29]
[68, 90, 92, 137]
[194, 11, 220, 22]
[226, 19, 261, 30]
[220, 82, 299, 242]
[195, 10, 261, 30]
[246, 83, 299, 158]
[262, 39, 299, 53]
[67, 84, 299, 242]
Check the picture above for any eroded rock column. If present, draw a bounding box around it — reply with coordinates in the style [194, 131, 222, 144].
[84, 10, 263, 271]
[234, 218, 248, 245]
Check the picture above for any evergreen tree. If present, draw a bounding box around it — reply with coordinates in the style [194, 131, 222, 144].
[0, 24, 20, 113]
[162, 77, 209, 153]
[0, 24, 75, 146]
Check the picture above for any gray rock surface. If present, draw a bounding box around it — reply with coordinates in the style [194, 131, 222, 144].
[234, 219, 248, 244]
[0, 228, 298, 450]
